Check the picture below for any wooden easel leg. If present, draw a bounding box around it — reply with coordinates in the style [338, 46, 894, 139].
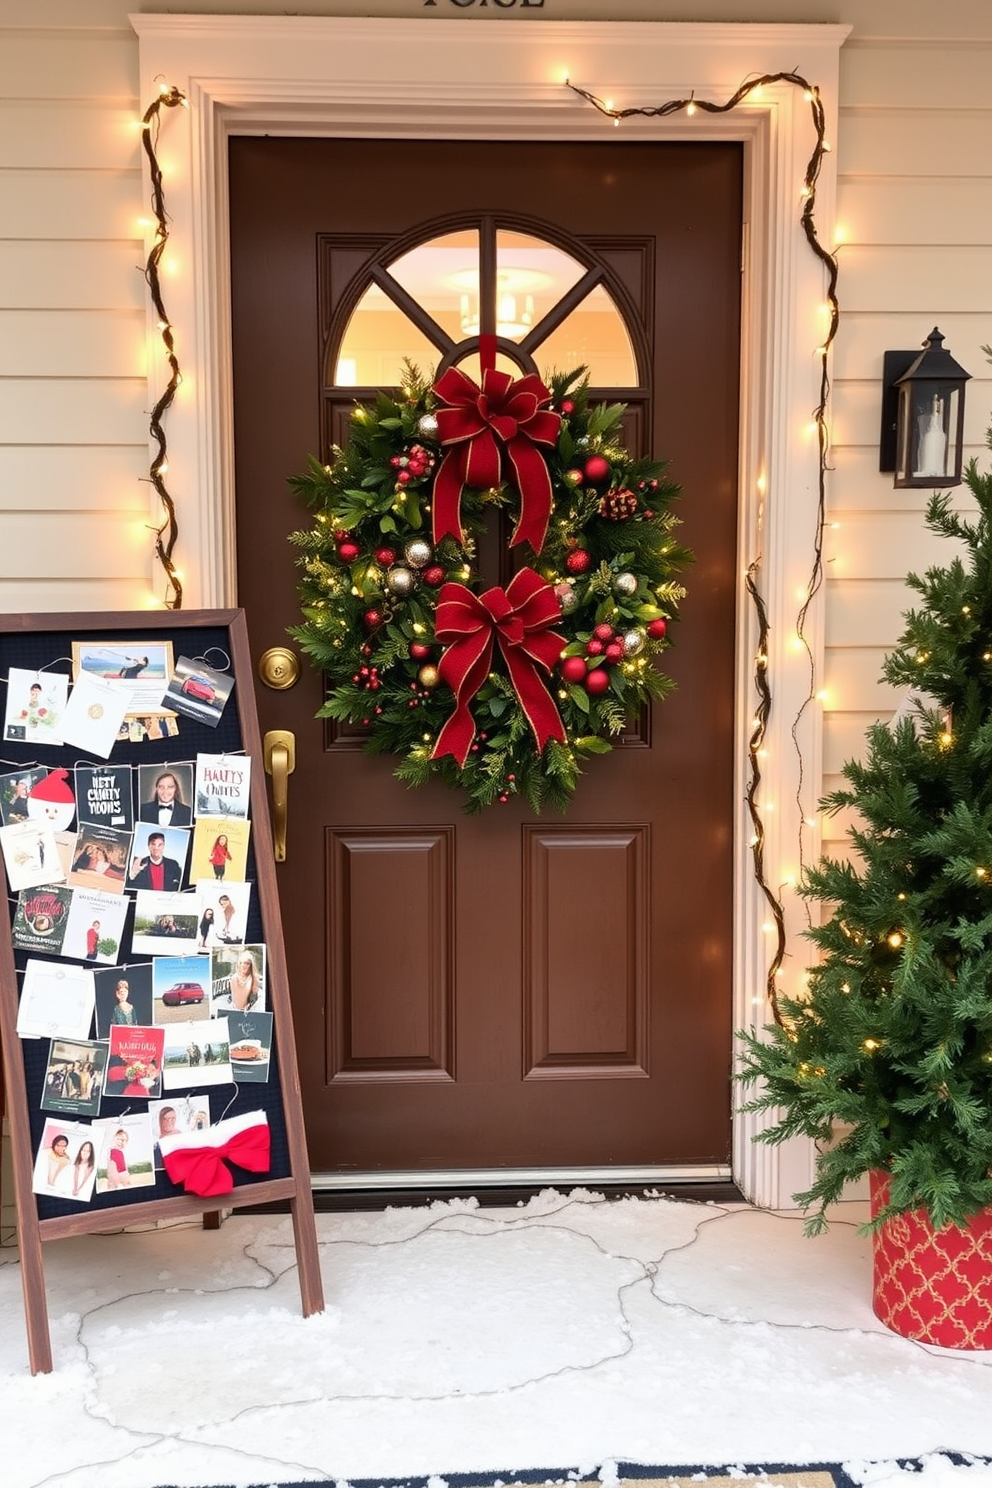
[290, 1182, 325, 1316]
[202, 1210, 222, 1230]
[18, 1204, 52, 1374]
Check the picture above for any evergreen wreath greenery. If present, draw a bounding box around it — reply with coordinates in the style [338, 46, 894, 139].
[739, 372, 992, 1234]
[289, 362, 690, 813]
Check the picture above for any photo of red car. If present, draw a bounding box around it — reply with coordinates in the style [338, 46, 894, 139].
[180, 674, 216, 704]
[160, 981, 206, 1007]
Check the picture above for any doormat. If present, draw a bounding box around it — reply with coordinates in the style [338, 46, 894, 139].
[154, 1455, 991, 1488]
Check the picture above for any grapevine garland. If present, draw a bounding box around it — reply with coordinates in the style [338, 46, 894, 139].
[289, 356, 691, 813]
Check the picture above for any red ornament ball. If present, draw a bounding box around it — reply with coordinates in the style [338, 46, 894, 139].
[585, 639, 604, 656]
[409, 642, 432, 660]
[583, 454, 611, 485]
[375, 547, 397, 567]
[647, 618, 668, 640]
[337, 540, 361, 564]
[362, 608, 384, 630]
[604, 642, 624, 664]
[560, 399, 575, 415]
[422, 565, 446, 587]
[560, 656, 588, 685]
[565, 549, 592, 576]
[584, 668, 611, 696]
[593, 623, 614, 642]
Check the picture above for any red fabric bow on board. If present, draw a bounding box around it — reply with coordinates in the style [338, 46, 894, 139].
[431, 340, 561, 553]
[431, 567, 567, 768]
[160, 1112, 271, 1198]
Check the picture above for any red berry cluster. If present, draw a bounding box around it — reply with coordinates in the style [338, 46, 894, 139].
[560, 621, 625, 696]
[390, 444, 436, 486]
[352, 663, 382, 691]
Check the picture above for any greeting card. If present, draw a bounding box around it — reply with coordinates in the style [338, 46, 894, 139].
[0, 819, 64, 892]
[75, 763, 134, 831]
[105, 1025, 165, 1100]
[194, 754, 251, 821]
[61, 672, 129, 758]
[39, 1037, 108, 1118]
[3, 667, 68, 746]
[12, 884, 72, 956]
[17, 959, 95, 1041]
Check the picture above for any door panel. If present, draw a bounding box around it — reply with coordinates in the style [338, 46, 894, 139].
[229, 136, 742, 1174]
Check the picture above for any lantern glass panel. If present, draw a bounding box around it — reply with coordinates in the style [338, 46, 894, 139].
[895, 383, 962, 487]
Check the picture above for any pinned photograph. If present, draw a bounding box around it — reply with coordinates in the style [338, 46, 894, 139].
[92, 1113, 155, 1194]
[137, 763, 194, 828]
[194, 753, 251, 821]
[195, 880, 252, 948]
[75, 763, 134, 831]
[0, 767, 49, 825]
[162, 1019, 232, 1090]
[118, 714, 181, 745]
[61, 671, 129, 758]
[12, 884, 72, 956]
[131, 890, 199, 956]
[0, 818, 64, 892]
[152, 953, 211, 1022]
[224, 1008, 272, 1084]
[105, 1025, 165, 1100]
[72, 640, 175, 718]
[93, 963, 154, 1038]
[69, 823, 131, 894]
[63, 886, 127, 964]
[3, 667, 68, 745]
[150, 1096, 211, 1166]
[127, 822, 189, 892]
[189, 816, 250, 885]
[162, 655, 235, 728]
[32, 1120, 97, 1203]
[210, 942, 266, 1015]
[40, 1037, 108, 1118]
[17, 959, 95, 1042]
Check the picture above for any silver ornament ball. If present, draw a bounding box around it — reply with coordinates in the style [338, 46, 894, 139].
[417, 413, 440, 442]
[386, 566, 416, 597]
[405, 539, 433, 569]
[554, 581, 579, 614]
[622, 629, 646, 657]
[613, 571, 638, 597]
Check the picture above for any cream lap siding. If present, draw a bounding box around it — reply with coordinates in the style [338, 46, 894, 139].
[0, 33, 151, 614]
[823, 31, 992, 862]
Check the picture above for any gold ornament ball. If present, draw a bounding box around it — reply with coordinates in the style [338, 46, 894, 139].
[386, 566, 416, 596]
[418, 413, 440, 442]
[622, 628, 646, 656]
[418, 664, 440, 690]
[613, 571, 638, 597]
[405, 539, 433, 569]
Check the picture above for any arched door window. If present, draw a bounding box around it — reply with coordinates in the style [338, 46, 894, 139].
[327, 218, 644, 397]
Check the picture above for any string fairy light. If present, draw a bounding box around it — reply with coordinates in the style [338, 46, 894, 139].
[139, 83, 188, 610]
[567, 71, 841, 1024]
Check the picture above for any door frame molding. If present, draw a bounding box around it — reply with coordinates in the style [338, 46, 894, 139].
[131, 14, 850, 1209]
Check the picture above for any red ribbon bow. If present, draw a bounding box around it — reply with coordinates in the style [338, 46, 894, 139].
[431, 347, 561, 554]
[162, 1121, 271, 1198]
[431, 567, 567, 768]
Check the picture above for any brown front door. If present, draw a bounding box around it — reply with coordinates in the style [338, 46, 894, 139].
[229, 137, 741, 1175]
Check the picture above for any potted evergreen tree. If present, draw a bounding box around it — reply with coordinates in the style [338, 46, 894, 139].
[739, 386, 992, 1349]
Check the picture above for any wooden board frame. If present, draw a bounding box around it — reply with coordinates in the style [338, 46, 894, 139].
[0, 609, 323, 1373]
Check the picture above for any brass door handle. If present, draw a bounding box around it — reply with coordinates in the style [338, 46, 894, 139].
[263, 729, 296, 862]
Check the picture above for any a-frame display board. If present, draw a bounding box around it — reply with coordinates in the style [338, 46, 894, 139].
[0, 609, 323, 1373]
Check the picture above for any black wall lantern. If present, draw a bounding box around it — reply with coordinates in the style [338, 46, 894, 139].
[879, 327, 970, 488]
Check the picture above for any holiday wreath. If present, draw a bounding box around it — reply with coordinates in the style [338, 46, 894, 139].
[289, 353, 691, 813]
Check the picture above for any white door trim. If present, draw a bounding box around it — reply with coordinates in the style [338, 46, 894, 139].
[131, 14, 850, 1209]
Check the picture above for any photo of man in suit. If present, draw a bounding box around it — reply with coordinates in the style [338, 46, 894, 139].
[128, 831, 183, 892]
[138, 770, 192, 827]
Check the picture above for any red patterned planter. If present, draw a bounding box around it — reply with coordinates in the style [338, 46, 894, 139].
[870, 1170, 992, 1349]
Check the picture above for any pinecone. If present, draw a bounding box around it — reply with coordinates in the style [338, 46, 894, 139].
[599, 487, 638, 521]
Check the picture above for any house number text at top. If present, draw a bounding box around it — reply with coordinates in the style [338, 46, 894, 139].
[423, 1, 546, 8]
